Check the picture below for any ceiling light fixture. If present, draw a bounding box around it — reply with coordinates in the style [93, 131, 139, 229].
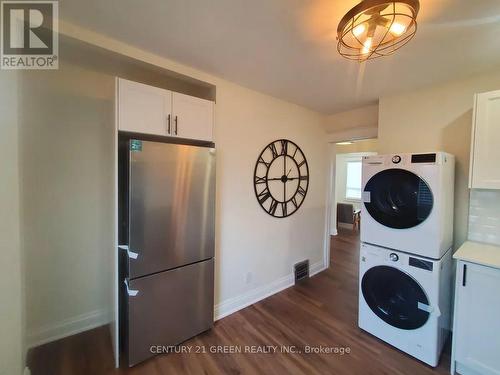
[337, 0, 420, 62]
[336, 141, 354, 145]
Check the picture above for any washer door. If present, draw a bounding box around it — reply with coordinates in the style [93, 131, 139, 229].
[361, 266, 430, 330]
[364, 169, 433, 229]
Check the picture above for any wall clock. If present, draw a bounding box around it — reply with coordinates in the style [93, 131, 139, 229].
[253, 139, 309, 218]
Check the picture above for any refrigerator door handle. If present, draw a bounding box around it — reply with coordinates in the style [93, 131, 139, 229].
[124, 279, 139, 297]
[118, 245, 139, 260]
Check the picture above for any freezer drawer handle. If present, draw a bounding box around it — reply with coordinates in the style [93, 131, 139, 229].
[124, 279, 139, 297]
[118, 245, 139, 260]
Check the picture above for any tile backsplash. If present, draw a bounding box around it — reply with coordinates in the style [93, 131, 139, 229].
[469, 189, 500, 246]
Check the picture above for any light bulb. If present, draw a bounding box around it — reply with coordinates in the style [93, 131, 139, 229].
[389, 22, 406, 36]
[352, 24, 366, 37]
[361, 37, 372, 54]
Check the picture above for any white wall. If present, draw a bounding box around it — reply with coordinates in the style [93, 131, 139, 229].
[214, 80, 328, 317]
[17, 22, 329, 351]
[0, 72, 23, 375]
[20, 63, 116, 348]
[378, 69, 500, 250]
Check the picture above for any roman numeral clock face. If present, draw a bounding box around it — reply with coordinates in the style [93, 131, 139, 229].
[254, 139, 309, 218]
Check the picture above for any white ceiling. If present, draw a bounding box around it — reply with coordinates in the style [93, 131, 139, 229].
[60, 0, 500, 114]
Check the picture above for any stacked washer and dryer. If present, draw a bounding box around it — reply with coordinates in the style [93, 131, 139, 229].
[358, 152, 455, 367]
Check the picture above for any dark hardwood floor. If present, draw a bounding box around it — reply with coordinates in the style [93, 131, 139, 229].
[28, 228, 451, 374]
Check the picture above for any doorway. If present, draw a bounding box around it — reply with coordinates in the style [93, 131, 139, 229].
[328, 139, 378, 252]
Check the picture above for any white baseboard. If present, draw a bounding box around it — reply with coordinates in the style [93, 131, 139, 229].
[214, 260, 326, 321]
[27, 309, 110, 349]
[338, 222, 355, 229]
[310, 260, 328, 276]
[27, 261, 329, 348]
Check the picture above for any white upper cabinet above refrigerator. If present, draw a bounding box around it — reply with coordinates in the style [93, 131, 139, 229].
[117, 78, 214, 142]
[118, 78, 172, 136]
[469, 90, 500, 189]
[172, 92, 214, 142]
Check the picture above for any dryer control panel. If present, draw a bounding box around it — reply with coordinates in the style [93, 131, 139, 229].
[411, 153, 436, 164]
[362, 152, 451, 167]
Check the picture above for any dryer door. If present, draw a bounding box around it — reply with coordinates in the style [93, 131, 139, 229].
[361, 265, 430, 330]
[363, 169, 433, 229]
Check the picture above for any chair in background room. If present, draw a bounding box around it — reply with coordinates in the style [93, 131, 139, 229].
[337, 203, 361, 231]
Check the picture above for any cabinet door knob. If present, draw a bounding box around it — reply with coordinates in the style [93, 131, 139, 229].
[175, 115, 178, 135]
[167, 114, 171, 134]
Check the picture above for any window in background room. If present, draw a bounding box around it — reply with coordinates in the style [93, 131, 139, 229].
[346, 160, 362, 200]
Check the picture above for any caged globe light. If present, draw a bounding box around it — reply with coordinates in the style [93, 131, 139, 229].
[337, 0, 420, 61]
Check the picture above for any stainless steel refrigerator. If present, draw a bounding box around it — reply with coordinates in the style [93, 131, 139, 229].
[119, 138, 215, 367]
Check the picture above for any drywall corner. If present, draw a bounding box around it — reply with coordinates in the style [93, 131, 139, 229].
[0, 71, 24, 375]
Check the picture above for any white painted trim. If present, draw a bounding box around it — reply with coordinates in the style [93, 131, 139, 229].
[468, 94, 478, 188]
[214, 261, 326, 321]
[331, 229, 338, 236]
[338, 222, 355, 229]
[328, 144, 338, 238]
[27, 309, 111, 349]
[112, 77, 120, 368]
[323, 144, 335, 267]
[309, 260, 328, 277]
[214, 274, 293, 320]
[326, 126, 378, 143]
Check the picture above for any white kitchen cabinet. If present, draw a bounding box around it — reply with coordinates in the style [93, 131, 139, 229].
[117, 78, 214, 142]
[469, 90, 500, 189]
[118, 78, 172, 136]
[451, 243, 500, 375]
[172, 92, 214, 141]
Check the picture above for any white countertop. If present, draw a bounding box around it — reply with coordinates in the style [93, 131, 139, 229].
[453, 241, 500, 269]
